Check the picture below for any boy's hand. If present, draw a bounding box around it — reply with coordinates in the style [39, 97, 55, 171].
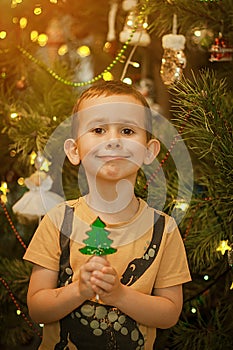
[79, 255, 109, 300]
[90, 257, 123, 305]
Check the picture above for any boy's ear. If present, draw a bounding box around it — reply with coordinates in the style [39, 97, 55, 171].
[64, 138, 80, 165]
[144, 139, 160, 165]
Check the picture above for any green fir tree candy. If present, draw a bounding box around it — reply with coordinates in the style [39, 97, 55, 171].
[79, 217, 117, 256]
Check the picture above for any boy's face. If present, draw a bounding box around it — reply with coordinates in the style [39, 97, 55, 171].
[65, 94, 160, 183]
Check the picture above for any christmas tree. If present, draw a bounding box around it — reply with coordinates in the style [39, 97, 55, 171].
[79, 217, 117, 256]
[0, 0, 232, 349]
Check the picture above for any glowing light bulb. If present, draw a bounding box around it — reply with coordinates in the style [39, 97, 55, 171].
[10, 112, 18, 119]
[0, 31, 7, 39]
[38, 33, 48, 47]
[34, 7, 42, 15]
[17, 177, 25, 186]
[122, 77, 132, 85]
[102, 72, 114, 81]
[19, 17, 27, 29]
[76, 45, 91, 57]
[30, 151, 37, 165]
[58, 44, 68, 56]
[30, 30, 39, 42]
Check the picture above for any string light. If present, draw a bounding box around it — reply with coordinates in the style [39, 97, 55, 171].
[17, 177, 25, 186]
[0, 31, 7, 39]
[34, 6, 42, 15]
[76, 45, 91, 57]
[0, 182, 9, 203]
[30, 30, 39, 42]
[30, 151, 37, 165]
[19, 17, 27, 29]
[191, 307, 197, 314]
[37, 33, 48, 47]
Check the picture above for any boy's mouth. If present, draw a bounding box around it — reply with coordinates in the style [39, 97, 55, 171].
[96, 154, 130, 161]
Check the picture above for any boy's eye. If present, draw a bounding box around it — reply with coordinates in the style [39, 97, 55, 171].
[121, 128, 134, 135]
[92, 127, 105, 134]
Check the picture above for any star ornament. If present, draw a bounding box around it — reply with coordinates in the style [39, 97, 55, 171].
[216, 240, 232, 255]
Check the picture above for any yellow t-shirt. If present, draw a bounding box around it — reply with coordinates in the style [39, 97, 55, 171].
[24, 197, 191, 350]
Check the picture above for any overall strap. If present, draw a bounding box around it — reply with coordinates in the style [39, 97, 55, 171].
[58, 205, 74, 287]
[120, 211, 165, 286]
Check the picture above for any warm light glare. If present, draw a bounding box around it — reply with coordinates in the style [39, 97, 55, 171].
[58, 44, 68, 56]
[131, 61, 140, 68]
[30, 151, 37, 165]
[34, 7, 42, 15]
[10, 150, 17, 157]
[127, 19, 133, 27]
[11, 0, 23, 7]
[0, 182, 8, 196]
[12, 17, 19, 24]
[102, 72, 114, 81]
[19, 17, 28, 29]
[17, 177, 25, 186]
[122, 77, 132, 85]
[191, 307, 197, 314]
[38, 33, 48, 47]
[76, 45, 91, 57]
[194, 30, 202, 37]
[10, 112, 18, 119]
[0, 182, 8, 204]
[50, 0, 58, 3]
[0, 31, 7, 39]
[30, 30, 39, 42]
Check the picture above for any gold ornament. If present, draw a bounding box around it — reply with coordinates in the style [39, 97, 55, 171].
[216, 240, 232, 255]
[160, 14, 186, 85]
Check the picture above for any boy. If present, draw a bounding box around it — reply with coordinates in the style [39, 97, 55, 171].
[24, 80, 191, 350]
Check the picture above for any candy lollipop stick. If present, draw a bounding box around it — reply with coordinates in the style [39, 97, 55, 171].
[79, 217, 117, 301]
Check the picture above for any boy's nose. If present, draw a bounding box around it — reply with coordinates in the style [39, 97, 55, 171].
[105, 138, 122, 149]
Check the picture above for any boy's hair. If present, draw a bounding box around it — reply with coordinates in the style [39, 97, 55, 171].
[71, 80, 153, 140]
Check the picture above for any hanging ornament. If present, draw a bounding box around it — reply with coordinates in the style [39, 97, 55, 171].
[103, 0, 119, 57]
[209, 32, 233, 62]
[122, 0, 138, 11]
[12, 152, 63, 221]
[160, 14, 186, 85]
[119, 0, 151, 47]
